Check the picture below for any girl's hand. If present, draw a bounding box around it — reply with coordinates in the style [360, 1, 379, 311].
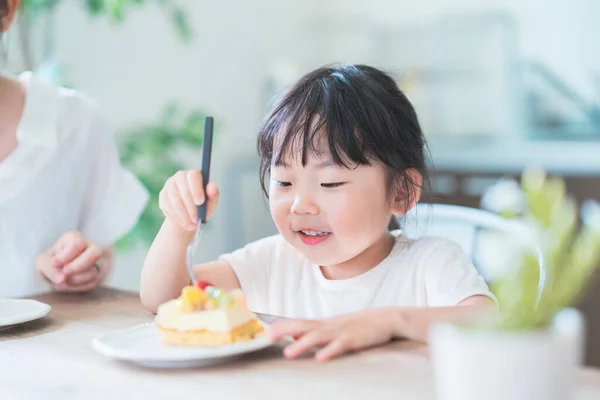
[158, 170, 220, 232]
[267, 302, 493, 362]
[36, 231, 111, 292]
[266, 309, 398, 362]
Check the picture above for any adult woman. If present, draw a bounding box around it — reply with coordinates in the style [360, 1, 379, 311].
[0, 0, 148, 296]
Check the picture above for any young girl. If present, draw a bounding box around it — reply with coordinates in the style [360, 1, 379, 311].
[141, 64, 494, 361]
[0, 0, 148, 297]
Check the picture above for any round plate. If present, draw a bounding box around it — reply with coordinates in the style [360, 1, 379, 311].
[0, 299, 51, 330]
[92, 323, 274, 368]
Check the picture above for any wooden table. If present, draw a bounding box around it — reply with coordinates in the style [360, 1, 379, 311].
[2, 288, 600, 399]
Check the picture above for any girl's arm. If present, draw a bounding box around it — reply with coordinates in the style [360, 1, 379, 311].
[266, 296, 493, 362]
[139, 170, 241, 313]
[390, 295, 493, 342]
[140, 219, 240, 313]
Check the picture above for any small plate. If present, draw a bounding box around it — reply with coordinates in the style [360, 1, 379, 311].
[92, 323, 275, 368]
[0, 298, 51, 330]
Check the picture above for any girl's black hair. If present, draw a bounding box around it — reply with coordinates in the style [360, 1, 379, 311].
[257, 64, 430, 230]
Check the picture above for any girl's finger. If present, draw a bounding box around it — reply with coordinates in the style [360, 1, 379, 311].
[166, 179, 193, 230]
[159, 189, 184, 229]
[161, 180, 193, 230]
[174, 171, 198, 225]
[205, 182, 220, 220]
[315, 338, 350, 362]
[187, 170, 205, 206]
[283, 329, 332, 359]
[266, 319, 317, 342]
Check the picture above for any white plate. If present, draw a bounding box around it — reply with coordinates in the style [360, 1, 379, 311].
[92, 323, 275, 368]
[0, 299, 51, 330]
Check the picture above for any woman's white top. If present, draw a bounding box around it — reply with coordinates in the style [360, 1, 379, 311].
[0, 73, 148, 297]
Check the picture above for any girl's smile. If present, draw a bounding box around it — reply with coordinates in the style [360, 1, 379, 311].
[297, 229, 332, 245]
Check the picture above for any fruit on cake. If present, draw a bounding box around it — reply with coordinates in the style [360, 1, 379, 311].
[155, 281, 264, 346]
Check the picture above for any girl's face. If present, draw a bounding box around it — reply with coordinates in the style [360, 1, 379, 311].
[269, 143, 396, 269]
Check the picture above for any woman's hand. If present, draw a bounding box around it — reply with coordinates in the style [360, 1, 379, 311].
[36, 231, 111, 292]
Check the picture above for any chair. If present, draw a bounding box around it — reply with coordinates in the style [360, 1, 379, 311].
[400, 203, 546, 305]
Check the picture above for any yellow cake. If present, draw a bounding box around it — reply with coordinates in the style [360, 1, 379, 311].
[155, 282, 264, 346]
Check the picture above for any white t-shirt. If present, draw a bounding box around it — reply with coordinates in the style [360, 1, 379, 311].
[0, 73, 148, 297]
[220, 231, 495, 318]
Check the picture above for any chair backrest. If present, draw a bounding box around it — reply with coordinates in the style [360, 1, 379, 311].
[400, 203, 546, 302]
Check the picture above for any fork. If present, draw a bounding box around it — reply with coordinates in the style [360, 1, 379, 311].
[186, 116, 214, 286]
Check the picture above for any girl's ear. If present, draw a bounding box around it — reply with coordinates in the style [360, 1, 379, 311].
[1, 0, 21, 33]
[390, 168, 422, 216]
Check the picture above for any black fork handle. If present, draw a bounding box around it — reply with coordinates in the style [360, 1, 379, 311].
[197, 117, 214, 223]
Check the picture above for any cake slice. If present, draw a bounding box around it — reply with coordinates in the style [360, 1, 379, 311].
[155, 282, 264, 346]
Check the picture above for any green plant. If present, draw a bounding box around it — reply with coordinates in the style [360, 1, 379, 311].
[491, 168, 600, 330]
[116, 104, 208, 249]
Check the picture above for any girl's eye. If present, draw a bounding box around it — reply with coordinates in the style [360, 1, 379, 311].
[321, 182, 346, 188]
[275, 181, 292, 187]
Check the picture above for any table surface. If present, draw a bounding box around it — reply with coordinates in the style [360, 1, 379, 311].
[2, 288, 600, 399]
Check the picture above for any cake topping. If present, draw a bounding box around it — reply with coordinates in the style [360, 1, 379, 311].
[182, 286, 206, 305]
[176, 285, 247, 313]
[204, 298, 218, 310]
[195, 280, 213, 290]
[206, 286, 219, 297]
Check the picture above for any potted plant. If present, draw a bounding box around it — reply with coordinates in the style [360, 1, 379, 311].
[429, 168, 600, 400]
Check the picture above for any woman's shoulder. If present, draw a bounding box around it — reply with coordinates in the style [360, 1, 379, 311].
[19, 72, 109, 145]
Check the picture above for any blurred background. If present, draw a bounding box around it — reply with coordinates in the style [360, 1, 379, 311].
[6, 0, 600, 363]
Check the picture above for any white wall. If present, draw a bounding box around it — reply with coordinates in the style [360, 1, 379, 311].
[319, 0, 600, 102]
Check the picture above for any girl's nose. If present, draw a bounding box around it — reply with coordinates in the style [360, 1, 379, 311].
[290, 195, 319, 215]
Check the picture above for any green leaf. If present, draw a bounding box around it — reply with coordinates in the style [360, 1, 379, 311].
[85, 0, 105, 14]
[106, 0, 124, 22]
[492, 167, 600, 331]
[171, 6, 192, 42]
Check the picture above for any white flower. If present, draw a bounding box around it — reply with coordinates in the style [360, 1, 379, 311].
[581, 200, 600, 230]
[481, 179, 525, 215]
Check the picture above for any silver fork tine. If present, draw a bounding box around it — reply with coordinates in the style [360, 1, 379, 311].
[186, 224, 204, 286]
